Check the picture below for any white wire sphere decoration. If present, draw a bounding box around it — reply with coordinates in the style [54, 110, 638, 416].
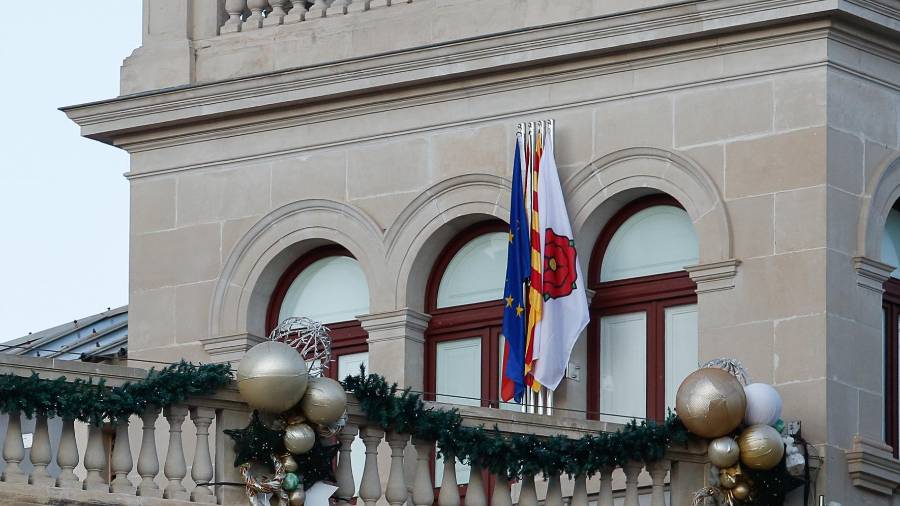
[270, 317, 332, 377]
[237, 341, 309, 413]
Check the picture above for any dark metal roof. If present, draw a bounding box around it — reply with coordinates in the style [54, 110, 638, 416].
[2, 306, 128, 361]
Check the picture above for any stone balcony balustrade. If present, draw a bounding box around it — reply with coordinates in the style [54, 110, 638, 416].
[0, 354, 707, 505]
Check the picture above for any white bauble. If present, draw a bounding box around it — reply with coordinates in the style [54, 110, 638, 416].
[743, 383, 782, 427]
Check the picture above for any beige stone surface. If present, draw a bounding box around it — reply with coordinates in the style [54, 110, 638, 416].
[674, 81, 774, 148]
[775, 185, 826, 253]
[725, 127, 826, 199]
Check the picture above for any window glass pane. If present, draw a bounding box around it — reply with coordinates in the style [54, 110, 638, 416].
[436, 232, 508, 308]
[664, 304, 698, 415]
[600, 206, 699, 282]
[278, 256, 370, 324]
[435, 338, 481, 486]
[883, 209, 900, 278]
[338, 352, 369, 497]
[599, 312, 647, 423]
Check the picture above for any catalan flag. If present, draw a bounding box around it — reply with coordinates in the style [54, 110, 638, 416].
[500, 137, 530, 403]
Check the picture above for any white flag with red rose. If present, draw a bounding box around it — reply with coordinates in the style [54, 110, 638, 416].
[531, 128, 590, 391]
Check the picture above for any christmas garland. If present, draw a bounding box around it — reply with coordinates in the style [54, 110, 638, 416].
[342, 370, 687, 479]
[0, 361, 233, 425]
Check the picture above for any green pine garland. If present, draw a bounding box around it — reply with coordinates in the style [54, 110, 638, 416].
[341, 370, 688, 479]
[0, 361, 233, 425]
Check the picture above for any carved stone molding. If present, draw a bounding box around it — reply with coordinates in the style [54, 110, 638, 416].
[358, 309, 431, 344]
[846, 435, 900, 495]
[853, 256, 894, 294]
[200, 333, 266, 364]
[685, 259, 741, 294]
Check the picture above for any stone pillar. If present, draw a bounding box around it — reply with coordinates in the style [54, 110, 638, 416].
[359, 309, 430, 390]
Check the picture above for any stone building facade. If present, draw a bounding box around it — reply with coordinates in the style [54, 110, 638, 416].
[63, 0, 900, 503]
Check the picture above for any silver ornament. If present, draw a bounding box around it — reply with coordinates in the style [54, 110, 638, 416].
[708, 437, 741, 468]
[237, 341, 309, 413]
[270, 317, 332, 377]
[300, 376, 348, 426]
[284, 423, 317, 455]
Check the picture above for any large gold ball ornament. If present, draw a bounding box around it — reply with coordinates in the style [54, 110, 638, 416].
[281, 454, 299, 473]
[738, 424, 785, 470]
[284, 423, 317, 455]
[300, 377, 348, 425]
[708, 437, 741, 468]
[675, 368, 747, 438]
[289, 488, 306, 506]
[237, 341, 309, 413]
[731, 481, 751, 501]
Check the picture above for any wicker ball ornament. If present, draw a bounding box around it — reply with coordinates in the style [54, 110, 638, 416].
[675, 368, 747, 438]
[300, 377, 348, 425]
[738, 424, 785, 470]
[708, 437, 741, 468]
[237, 341, 309, 413]
[283, 423, 316, 455]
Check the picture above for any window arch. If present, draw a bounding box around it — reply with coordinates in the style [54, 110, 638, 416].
[588, 195, 699, 423]
[883, 208, 900, 455]
[267, 245, 370, 381]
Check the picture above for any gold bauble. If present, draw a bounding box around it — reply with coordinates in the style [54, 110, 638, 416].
[731, 481, 751, 501]
[708, 436, 741, 468]
[675, 368, 747, 438]
[738, 424, 785, 470]
[237, 341, 309, 413]
[281, 454, 299, 473]
[289, 488, 306, 506]
[719, 471, 738, 489]
[284, 423, 316, 455]
[300, 377, 348, 425]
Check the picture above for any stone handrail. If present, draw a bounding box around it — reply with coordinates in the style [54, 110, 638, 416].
[0, 355, 707, 505]
[219, 0, 402, 33]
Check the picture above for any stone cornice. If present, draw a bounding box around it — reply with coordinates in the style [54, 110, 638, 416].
[358, 309, 432, 343]
[62, 0, 896, 149]
[685, 259, 741, 293]
[853, 256, 894, 293]
[846, 435, 900, 495]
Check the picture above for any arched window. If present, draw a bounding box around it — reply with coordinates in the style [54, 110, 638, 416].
[425, 222, 508, 409]
[882, 208, 900, 455]
[588, 195, 700, 423]
[267, 245, 370, 381]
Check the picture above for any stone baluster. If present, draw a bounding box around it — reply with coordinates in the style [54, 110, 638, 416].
[348, 0, 372, 12]
[437, 453, 459, 506]
[335, 423, 358, 506]
[411, 438, 434, 506]
[244, 0, 268, 30]
[110, 419, 135, 493]
[331, 0, 352, 15]
[265, 0, 288, 25]
[465, 465, 487, 506]
[163, 405, 189, 500]
[191, 407, 217, 503]
[1, 411, 27, 483]
[490, 474, 512, 506]
[597, 467, 614, 506]
[55, 417, 80, 488]
[623, 462, 642, 506]
[648, 460, 670, 506]
[307, 0, 330, 18]
[359, 426, 384, 506]
[284, 0, 307, 23]
[571, 474, 588, 506]
[83, 424, 109, 491]
[137, 408, 162, 496]
[222, 0, 248, 33]
[545, 473, 563, 506]
[385, 431, 409, 506]
[518, 474, 538, 506]
[29, 415, 53, 486]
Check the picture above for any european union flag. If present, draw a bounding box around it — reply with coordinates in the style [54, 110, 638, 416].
[501, 138, 531, 403]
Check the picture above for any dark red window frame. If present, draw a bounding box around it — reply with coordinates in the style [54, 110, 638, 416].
[586, 195, 698, 422]
[885, 277, 900, 457]
[266, 245, 369, 380]
[424, 221, 507, 408]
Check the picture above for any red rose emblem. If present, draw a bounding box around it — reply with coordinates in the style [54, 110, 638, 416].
[543, 228, 578, 300]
